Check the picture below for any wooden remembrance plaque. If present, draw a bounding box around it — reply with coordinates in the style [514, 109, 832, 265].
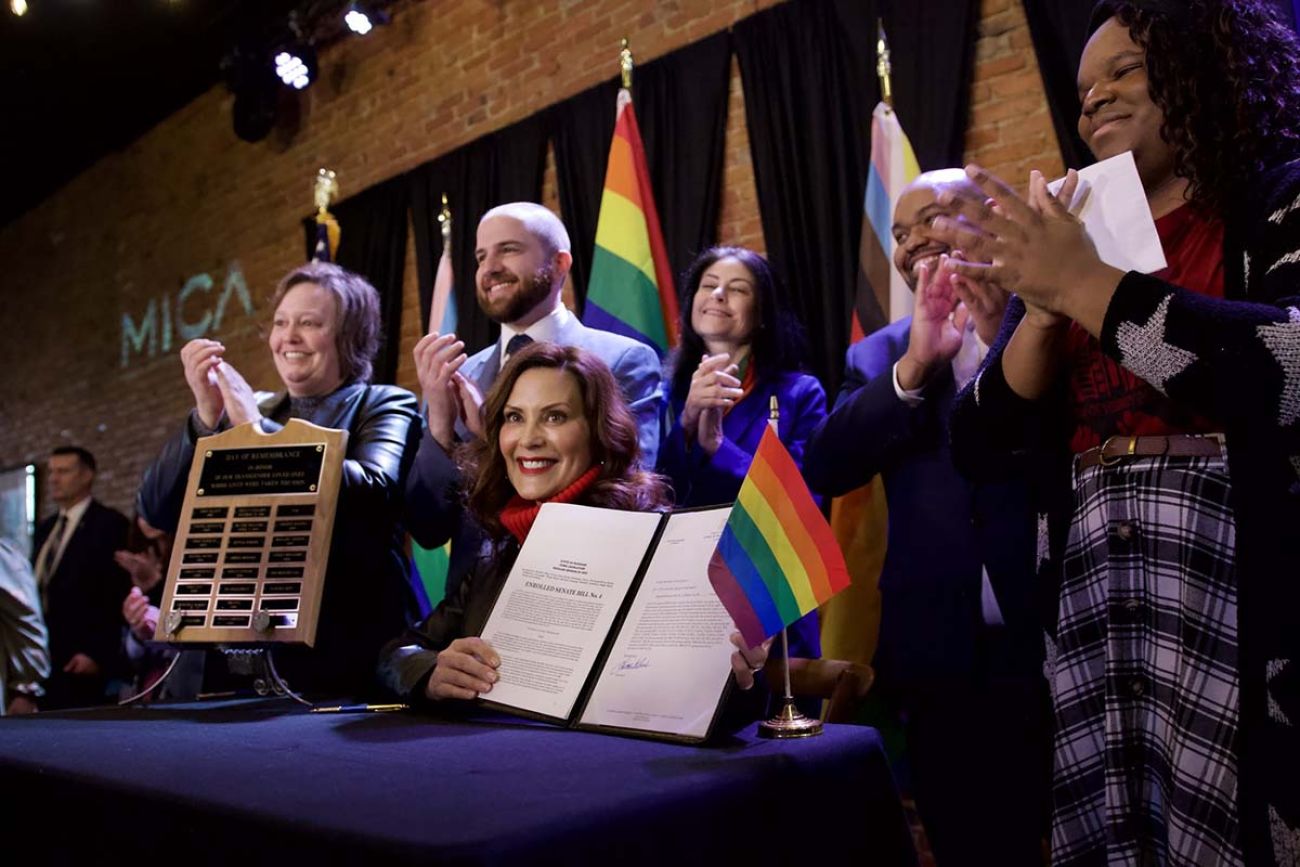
[154, 419, 348, 646]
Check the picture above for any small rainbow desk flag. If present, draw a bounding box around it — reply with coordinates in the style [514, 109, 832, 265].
[583, 87, 679, 357]
[708, 426, 852, 648]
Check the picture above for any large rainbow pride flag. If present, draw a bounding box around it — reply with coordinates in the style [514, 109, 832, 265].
[709, 426, 851, 648]
[583, 88, 679, 358]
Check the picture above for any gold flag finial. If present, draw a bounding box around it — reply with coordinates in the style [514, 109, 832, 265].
[619, 37, 633, 90]
[314, 168, 339, 217]
[437, 192, 452, 244]
[876, 19, 893, 109]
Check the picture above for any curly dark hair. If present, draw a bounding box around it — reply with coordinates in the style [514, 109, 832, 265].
[667, 246, 809, 404]
[460, 342, 670, 540]
[1089, 0, 1300, 214]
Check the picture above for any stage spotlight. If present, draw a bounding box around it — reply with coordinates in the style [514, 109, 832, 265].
[274, 46, 316, 90]
[344, 3, 389, 36]
[10, 0, 29, 17]
[344, 5, 373, 35]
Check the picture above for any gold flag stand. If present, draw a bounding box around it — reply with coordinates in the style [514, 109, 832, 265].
[758, 395, 823, 739]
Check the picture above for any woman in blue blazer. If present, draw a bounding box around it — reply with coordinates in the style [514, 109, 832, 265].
[659, 246, 826, 664]
[660, 246, 826, 507]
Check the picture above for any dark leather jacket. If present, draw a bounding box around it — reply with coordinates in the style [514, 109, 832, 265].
[138, 382, 421, 698]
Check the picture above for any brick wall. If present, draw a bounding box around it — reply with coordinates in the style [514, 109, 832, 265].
[0, 0, 1063, 518]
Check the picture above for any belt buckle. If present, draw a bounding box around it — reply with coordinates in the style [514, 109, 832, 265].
[1099, 435, 1137, 467]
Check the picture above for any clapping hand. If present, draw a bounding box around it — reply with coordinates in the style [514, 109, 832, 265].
[414, 332, 471, 450]
[114, 547, 164, 593]
[930, 165, 1120, 333]
[180, 339, 225, 428]
[214, 359, 263, 427]
[897, 257, 969, 391]
[681, 354, 743, 454]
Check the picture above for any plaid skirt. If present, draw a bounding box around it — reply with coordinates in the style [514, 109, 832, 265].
[1049, 451, 1242, 866]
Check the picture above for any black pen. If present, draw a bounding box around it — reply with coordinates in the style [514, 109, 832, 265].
[310, 703, 409, 714]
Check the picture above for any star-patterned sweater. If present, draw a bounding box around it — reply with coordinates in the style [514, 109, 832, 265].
[950, 157, 1300, 866]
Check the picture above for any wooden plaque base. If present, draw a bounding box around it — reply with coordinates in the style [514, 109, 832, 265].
[154, 419, 347, 647]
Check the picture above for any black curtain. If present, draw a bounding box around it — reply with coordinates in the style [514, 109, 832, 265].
[735, 0, 978, 391]
[549, 31, 732, 311]
[300, 174, 410, 384]
[1022, 0, 1096, 171]
[408, 114, 549, 354]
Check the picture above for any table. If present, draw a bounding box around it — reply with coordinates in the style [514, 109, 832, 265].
[0, 701, 914, 865]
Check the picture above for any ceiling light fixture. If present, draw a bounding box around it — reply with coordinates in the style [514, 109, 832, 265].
[274, 45, 316, 90]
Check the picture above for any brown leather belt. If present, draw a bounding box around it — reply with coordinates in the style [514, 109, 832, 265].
[1077, 434, 1226, 470]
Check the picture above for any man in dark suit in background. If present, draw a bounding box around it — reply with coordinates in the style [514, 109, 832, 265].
[31, 446, 130, 709]
[803, 170, 1049, 866]
[402, 202, 662, 603]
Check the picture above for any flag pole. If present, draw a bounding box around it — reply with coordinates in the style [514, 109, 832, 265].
[619, 36, 633, 90]
[438, 192, 451, 244]
[758, 396, 824, 738]
[876, 19, 893, 111]
[312, 168, 340, 262]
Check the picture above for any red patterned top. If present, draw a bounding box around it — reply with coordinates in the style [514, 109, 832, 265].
[1066, 205, 1225, 451]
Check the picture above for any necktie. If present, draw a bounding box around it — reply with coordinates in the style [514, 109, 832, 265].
[38, 513, 67, 586]
[505, 333, 534, 361]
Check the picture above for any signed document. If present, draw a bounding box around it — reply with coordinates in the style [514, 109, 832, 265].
[578, 508, 735, 740]
[479, 505, 661, 720]
[477, 503, 736, 742]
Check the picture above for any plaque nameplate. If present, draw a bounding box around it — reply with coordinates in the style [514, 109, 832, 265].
[218, 583, 257, 595]
[155, 419, 346, 647]
[263, 582, 302, 595]
[234, 506, 272, 518]
[196, 445, 324, 498]
[193, 507, 229, 519]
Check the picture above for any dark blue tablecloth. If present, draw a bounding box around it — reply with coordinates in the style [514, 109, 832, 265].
[0, 701, 914, 865]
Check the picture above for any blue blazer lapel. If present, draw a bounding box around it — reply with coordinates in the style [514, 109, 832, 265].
[725, 379, 775, 445]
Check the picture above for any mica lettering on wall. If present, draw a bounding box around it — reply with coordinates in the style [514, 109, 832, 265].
[120, 264, 255, 367]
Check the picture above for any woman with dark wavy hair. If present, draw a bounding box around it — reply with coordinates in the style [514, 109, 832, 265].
[934, 1, 1300, 863]
[380, 344, 675, 703]
[658, 246, 825, 674]
[660, 246, 825, 508]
